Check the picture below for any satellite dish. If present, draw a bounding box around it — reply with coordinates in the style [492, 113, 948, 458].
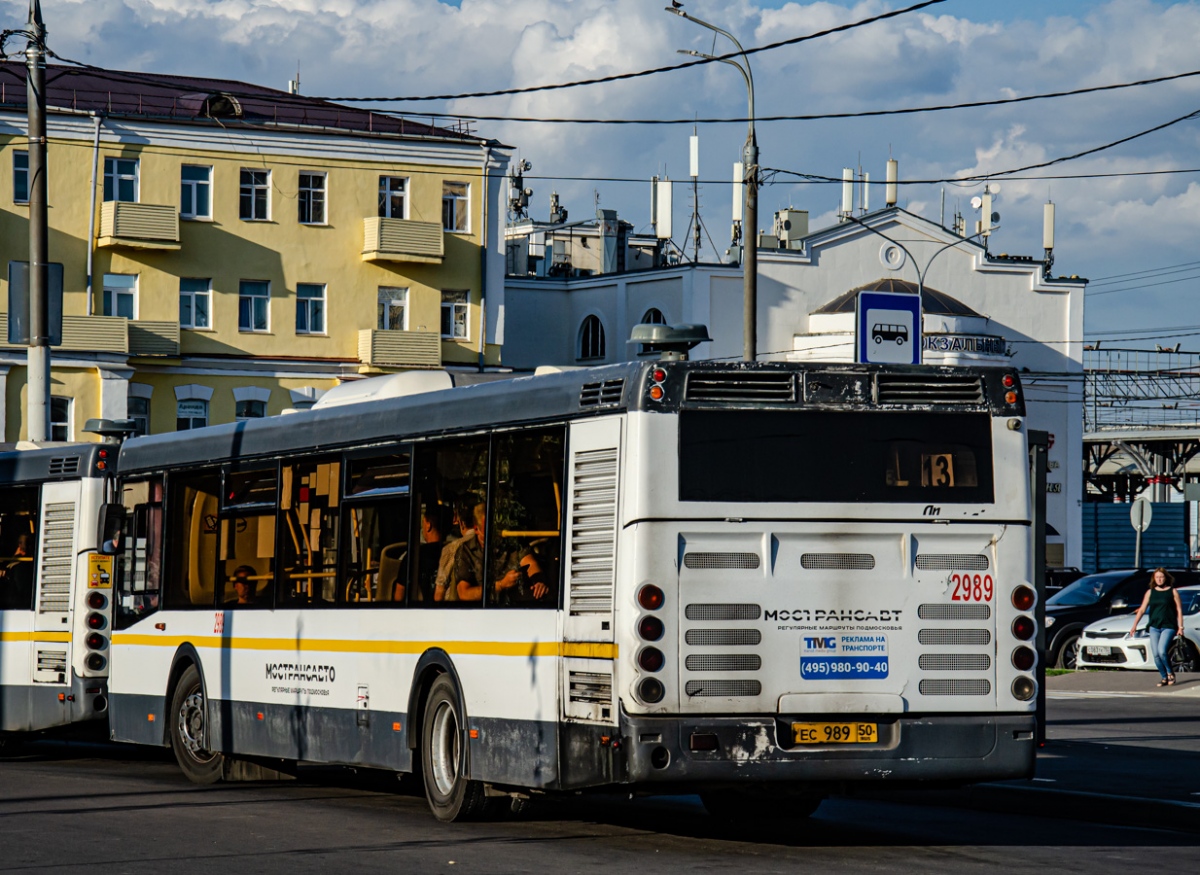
[970, 196, 983, 210]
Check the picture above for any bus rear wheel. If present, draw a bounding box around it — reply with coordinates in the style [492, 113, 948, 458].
[169, 665, 224, 785]
[420, 674, 492, 822]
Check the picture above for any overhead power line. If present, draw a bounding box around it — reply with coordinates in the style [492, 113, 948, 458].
[1089, 259, 1200, 284]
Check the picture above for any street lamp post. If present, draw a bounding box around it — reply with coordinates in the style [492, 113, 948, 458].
[25, 0, 49, 441]
[668, 8, 757, 361]
[843, 213, 993, 297]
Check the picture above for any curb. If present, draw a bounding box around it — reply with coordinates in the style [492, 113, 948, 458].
[883, 783, 1200, 835]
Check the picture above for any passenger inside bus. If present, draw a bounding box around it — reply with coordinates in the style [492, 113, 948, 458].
[224, 565, 260, 606]
[433, 497, 476, 602]
[454, 503, 547, 603]
[0, 533, 35, 610]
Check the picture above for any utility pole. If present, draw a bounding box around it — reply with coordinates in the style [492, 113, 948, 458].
[25, 0, 50, 441]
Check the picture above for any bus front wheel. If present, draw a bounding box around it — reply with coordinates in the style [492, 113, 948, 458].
[420, 674, 493, 822]
[169, 664, 224, 784]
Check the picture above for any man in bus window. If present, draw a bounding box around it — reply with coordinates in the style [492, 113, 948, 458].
[225, 565, 259, 606]
[454, 503, 548, 603]
[410, 505, 448, 602]
[433, 497, 475, 602]
[0, 533, 33, 610]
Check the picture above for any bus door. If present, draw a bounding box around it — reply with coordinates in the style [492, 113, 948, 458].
[560, 417, 621, 724]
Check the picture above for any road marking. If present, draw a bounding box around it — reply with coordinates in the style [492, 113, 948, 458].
[1048, 691, 1144, 699]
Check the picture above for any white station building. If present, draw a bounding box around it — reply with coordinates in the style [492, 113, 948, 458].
[504, 204, 1086, 567]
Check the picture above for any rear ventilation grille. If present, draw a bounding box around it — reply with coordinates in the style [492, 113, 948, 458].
[685, 654, 762, 672]
[579, 379, 625, 408]
[567, 670, 613, 705]
[48, 456, 80, 475]
[685, 603, 762, 621]
[683, 552, 761, 570]
[918, 629, 991, 646]
[568, 448, 619, 615]
[918, 654, 992, 672]
[918, 603, 991, 621]
[919, 679, 992, 696]
[37, 502, 75, 614]
[876, 374, 984, 406]
[685, 629, 762, 646]
[801, 552, 875, 570]
[916, 554, 989, 571]
[685, 371, 796, 403]
[685, 680, 762, 698]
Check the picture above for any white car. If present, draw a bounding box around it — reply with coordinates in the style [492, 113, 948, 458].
[1077, 585, 1200, 672]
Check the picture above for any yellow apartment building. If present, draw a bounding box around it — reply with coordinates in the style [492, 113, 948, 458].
[0, 62, 509, 440]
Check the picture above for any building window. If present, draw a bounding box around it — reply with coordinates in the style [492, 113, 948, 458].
[13, 150, 28, 204]
[441, 290, 468, 339]
[239, 169, 270, 220]
[235, 400, 266, 421]
[442, 181, 469, 232]
[179, 278, 212, 330]
[180, 165, 212, 220]
[296, 283, 325, 334]
[128, 396, 150, 437]
[578, 315, 606, 361]
[102, 274, 137, 319]
[176, 400, 207, 431]
[378, 287, 407, 331]
[50, 396, 71, 441]
[298, 172, 326, 224]
[103, 157, 139, 203]
[239, 280, 270, 332]
[379, 176, 407, 219]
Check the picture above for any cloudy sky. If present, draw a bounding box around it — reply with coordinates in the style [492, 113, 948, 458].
[4, 0, 1199, 343]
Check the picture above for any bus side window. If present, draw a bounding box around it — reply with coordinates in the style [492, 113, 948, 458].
[0, 485, 39, 611]
[342, 451, 411, 606]
[219, 468, 277, 610]
[279, 458, 340, 608]
[164, 470, 220, 610]
[488, 428, 564, 609]
[413, 438, 488, 606]
[115, 478, 163, 629]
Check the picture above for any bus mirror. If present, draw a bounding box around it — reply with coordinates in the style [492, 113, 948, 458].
[98, 504, 126, 554]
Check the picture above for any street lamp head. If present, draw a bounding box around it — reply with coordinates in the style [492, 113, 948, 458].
[664, 3, 686, 15]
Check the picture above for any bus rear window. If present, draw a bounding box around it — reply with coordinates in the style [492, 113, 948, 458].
[679, 410, 994, 504]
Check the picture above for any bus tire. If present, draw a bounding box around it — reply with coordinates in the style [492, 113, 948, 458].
[420, 674, 490, 822]
[169, 664, 224, 785]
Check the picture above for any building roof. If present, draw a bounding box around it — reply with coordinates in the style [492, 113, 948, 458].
[0, 61, 488, 144]
[812, 278, 984, 318]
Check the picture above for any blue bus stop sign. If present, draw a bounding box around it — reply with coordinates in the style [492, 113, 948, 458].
[856, 289, 921, 365]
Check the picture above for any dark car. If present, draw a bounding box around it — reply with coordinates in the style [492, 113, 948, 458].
[1045, 569, 1200, 668]
[1045, 567, 1086, 595]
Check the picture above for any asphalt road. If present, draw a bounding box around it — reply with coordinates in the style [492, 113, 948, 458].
[1, 715, 1197, 875]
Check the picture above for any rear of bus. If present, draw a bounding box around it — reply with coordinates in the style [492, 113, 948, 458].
[612, 363, 1036, 794]
[0, 445, 113, 737]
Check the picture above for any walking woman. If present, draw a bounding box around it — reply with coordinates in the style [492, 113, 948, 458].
[1129, 568, 1185, 686]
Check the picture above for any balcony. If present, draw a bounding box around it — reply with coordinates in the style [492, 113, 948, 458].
[98, 202, 181, 250]
[362, 217, 444, 264]
[358, 329, 441, 369]
[0, 315, 179, 356]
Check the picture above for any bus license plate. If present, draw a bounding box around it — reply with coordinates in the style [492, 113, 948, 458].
[793, 722, 878, 744]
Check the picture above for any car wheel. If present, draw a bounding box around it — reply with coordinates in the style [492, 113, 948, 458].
[1169, 638, 1198, 674]
[169, 664, 224, 784]
[421, 674, 494, 822]
[1056, 634, 1081, 670]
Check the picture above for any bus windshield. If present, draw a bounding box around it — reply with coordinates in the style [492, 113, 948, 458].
[679, 410, 994, 504]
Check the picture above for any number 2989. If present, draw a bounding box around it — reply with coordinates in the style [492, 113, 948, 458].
[950, 573, 993, 602]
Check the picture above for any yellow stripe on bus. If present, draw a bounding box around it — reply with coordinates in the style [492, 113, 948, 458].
[0, 631, 72, 643]
[110, 634, 617, 660]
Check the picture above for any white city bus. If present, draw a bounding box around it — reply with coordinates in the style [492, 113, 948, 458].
[0, 442, 117, 745]
[105, 362, 1037, 820]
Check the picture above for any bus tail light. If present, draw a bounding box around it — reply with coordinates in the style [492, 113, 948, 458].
[85, 653, 106, 672]
[1011, 676, 1036, 701]
[1011, 646, 1036, 672]
[1011, 616, 1035, 641]
[86, 591, 107, 610]
[86, 612, 106, 630]
[637, 647, 665, 672]
[638, 616, 664, 641]
[638, 585, 664, 611]
[638, 678, 664, 704]
[1011, 585, 1036, 612]
[85, 632, 106, 651]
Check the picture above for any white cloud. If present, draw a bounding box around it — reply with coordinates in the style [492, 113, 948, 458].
[2, 0, 1199, 331]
